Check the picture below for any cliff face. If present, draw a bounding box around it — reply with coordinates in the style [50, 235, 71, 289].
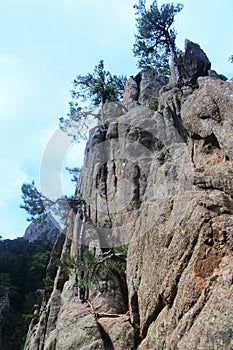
[24, 42, 233, 350]
[127, 76, 233, 349]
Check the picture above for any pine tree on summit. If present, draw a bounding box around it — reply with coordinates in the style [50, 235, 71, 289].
[133, 0, 183, 83]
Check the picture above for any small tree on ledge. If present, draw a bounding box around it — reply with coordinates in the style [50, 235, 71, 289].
[59, 60, 127, 142]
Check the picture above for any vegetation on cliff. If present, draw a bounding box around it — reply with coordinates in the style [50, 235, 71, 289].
[59, 60, 127, 142]
[133, 0, 183, 82]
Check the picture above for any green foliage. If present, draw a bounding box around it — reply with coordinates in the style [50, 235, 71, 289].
[56, 247, 127, 299]
[65, 166, 81, 184]
[56, 254, 77, 274]
[99, 258, 126, 278]
[0, 238, 53, 350]
[150, 100, 159, 111]
[30, 251, 51, 272]
[43, 276, 54, 293]
[0, 273, 11, 296]
[59, 60, 127, 142]
[114, 244, 128, 255]
[22, 312, 39, 324]
[229, 55, 233, 63]
[82, 250, 96, 270]
[20, 181, 73, 223]
[20, 181, 45, 221]
[133, 0, 183, 77]
[71, 60, 126, 106]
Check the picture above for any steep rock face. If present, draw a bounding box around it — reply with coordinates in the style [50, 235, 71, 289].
[179, 39, 211, 85]
[127, 77, 233, 349]
[123, 69, 168, 108]
[24, 209, 136, 350]
[24, 48, 233, 349]
[23, 214, 61, 243]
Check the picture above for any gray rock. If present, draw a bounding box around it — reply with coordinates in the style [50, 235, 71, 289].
[23, 214, 61, 243]
[178, 39, 211, 85]
[123, 69, 168, 109]
[123, 75, 140, 104]
[138, 69, 168, 107]
[85, 125, 107, 154]
[208, 69, 228, 81]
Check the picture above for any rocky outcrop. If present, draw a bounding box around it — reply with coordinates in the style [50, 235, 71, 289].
[127, 77, 233, 349]
[24, 43, 233, 349]
[178, 39, 211, 85]
[23, 214, 61, 243]
[170, 39, 227, 87]
[123, 69, 168, 108]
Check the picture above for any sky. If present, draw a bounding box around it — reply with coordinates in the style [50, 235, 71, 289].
[0, 0, 232, 240]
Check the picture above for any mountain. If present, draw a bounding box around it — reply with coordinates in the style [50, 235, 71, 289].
[24, 41, 233, 350]
[23, 214, 61, 243]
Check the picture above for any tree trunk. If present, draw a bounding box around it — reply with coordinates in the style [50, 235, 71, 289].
[101, 97, 105, 126]
[172, 48, 183, 86]
[77, 200, 86, 300]
[166, 33, 183, 86]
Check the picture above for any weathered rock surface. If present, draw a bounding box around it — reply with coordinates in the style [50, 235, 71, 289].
[127, 77, 233, 349]
[178, 39, 211, 85]
[23, 214, 61, 243]
[123, 69, 168, 108]
[24, 47, 233, 349]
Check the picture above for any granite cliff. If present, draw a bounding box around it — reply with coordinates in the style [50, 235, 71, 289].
[24, 41, 233, 350]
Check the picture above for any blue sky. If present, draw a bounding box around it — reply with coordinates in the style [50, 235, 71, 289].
[0, 0, 232, 239]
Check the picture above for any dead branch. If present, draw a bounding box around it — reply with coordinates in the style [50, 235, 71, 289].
[84, 300, 123, 319]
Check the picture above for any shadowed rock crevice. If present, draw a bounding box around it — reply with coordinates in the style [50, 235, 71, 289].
[141, 294, 166, 339]
[96, 163, 108, 198]
[97, 323, 115, 350]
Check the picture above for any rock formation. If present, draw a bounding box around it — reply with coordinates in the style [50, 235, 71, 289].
[23, 214, 61, 243]
[123, 69, 168, 108]
[24, 41, 233, 349]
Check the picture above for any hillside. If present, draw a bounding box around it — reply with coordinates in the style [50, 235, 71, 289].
[0, 239, 53, 350]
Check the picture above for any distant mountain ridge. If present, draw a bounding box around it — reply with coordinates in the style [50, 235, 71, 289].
[23, 214, 61, 243]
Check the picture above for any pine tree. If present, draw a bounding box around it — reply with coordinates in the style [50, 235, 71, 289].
[133, 0, 183, 82]
[59, 60, 127, 142]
